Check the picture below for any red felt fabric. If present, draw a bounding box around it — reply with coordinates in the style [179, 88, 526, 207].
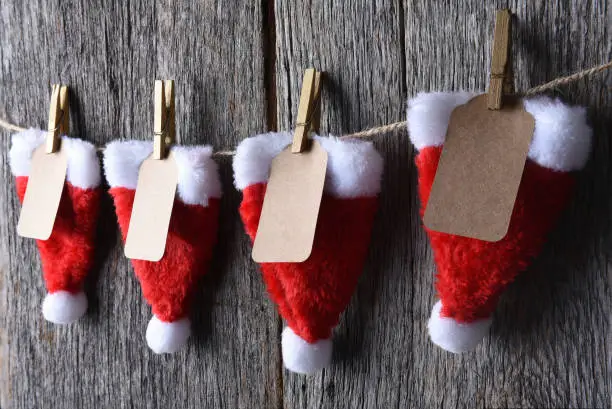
[109, 187, 220, 322]
[416, 146, 575, 322]
[239, 183, 378, 343]
[15, 176, 101, 294]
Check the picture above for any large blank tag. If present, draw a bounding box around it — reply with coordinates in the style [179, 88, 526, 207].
[252, 140, 328, 262]
[17, 145, 68, 240]
[424, 94, 535, 241]
[125, 153, 178, 261]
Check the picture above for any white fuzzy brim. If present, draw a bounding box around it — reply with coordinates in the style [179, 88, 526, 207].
[523, 96, 592, 171]
[103, 140, 222, 206]
[407, 92, 477, 150]
[407, 93, 592, 171]
[145, 315, 191, 354]
[233, 132, 384, 198]
[10, 128, 101, 189]
[427, 301, 492, 353]
[281, 327, 332, 374]
[42, 291, 88, 324]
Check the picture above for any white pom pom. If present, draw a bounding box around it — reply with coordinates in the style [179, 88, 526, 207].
[281, 327, 332, 374]
[145, 316, 191, 354]
[42, 291, 88, 324]
[428, 301, 492, 353]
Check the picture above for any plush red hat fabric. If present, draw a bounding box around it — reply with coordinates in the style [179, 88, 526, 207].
[103, 141, 222, 354]
[233, 133, 384, 373]
[407, 93, 592, 353]
[10, 128, 102, 324]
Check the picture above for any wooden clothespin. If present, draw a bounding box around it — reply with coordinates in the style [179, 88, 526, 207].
[292, 68, 322, 153]
[252, 68, 328, 263]
[46, 84, 69, 153]
[487, 9, 513, 110]
[310, 71, 322, 134]
[153, 80, 176, 160]
[125, 80, 178, 261]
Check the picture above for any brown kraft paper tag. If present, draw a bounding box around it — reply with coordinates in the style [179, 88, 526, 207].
[252, 140, 328, 263]
[423, 94, 535, 242]
[17, 144, 68, 240]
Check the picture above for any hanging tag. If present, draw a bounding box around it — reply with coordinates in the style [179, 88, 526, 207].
[252, 140, 328, 262]
[423, 94, 535, 241]
[124, 153, 178, 261]
[17, 145, 67, 239]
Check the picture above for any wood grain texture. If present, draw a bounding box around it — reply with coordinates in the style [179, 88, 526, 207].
[273, 1, 412, 409]
[402, 3, 611, 408]
[0, 0, 610, 408]
[0, 1, 281, 408]
[277, 1, 611, 408]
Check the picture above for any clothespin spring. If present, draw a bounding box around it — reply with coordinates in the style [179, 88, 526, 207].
[487, 9, 513, 110]
[47, 109, 66, 133]
[153, 80, 176, 160]
[294, 88, 322, 130]
[292, 69, 322, 153]
[46, 84, 69, 154]
[153, 107, 173, 146]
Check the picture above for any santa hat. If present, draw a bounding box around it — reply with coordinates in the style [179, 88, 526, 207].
[103, 141, 222, 354]
[233, 132, 384, 373]
[407, 93, 592, 353]
[9, 128, 102, 324]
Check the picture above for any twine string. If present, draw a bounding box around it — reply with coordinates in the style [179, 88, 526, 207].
[1, 60, 610, 157]
[522, 61, 612, 96]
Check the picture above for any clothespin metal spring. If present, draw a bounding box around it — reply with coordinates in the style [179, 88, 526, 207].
[153, 80, 176, 160]
[487, 9, 513, 110]
[292, 68, 322, 153]
[46, 84, 69, 154]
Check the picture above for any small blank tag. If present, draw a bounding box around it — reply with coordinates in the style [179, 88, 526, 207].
[424, 94, 535, 241]
[252, 140, 328, 262]
[125, 153, 178, 261]
[17, 145, 67, 240]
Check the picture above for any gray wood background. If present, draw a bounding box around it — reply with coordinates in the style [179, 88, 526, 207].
[0, 1, 610, 408]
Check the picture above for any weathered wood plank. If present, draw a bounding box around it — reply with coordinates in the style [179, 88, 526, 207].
[273, 1, 411, 408]
[403, 2, 611, 408]
[0, 1, 281, 408]
[0, 0, 610, 408]
[276, 1, 611, 408]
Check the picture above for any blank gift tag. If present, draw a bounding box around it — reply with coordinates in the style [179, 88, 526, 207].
[125, 153, 178, 261]
[424, 94, 535, 241]
[252, 140, 328, 262]
[17, 145, 67, 240]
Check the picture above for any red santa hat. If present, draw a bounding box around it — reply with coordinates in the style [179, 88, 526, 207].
[407, 93, 592, 353]
[10, 128, 102, 324]
[233, 132, 383, 373]
[103, 141, 222, 354]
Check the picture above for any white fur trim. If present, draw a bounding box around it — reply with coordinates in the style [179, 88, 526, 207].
[10, 128, 101, 189]
[233, 132, 384, 198]
[427, 300, 492, 353]
[9, 128, 45, 176]
[281, 327, 332, 374]
[103, 140, 153, 189]
[233, 132, 292, 189]
[407, 92, 477, 150]
[103, 140, 222, 206]
[172, 145, 223, 205]
[407, 93, 592, 171]
[316, 136, 384, 197]
[62, 136, 102, 189]
[524, 97, 592, 171]
[42, 291, 88, 324]
[145, 315, 191, 354]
